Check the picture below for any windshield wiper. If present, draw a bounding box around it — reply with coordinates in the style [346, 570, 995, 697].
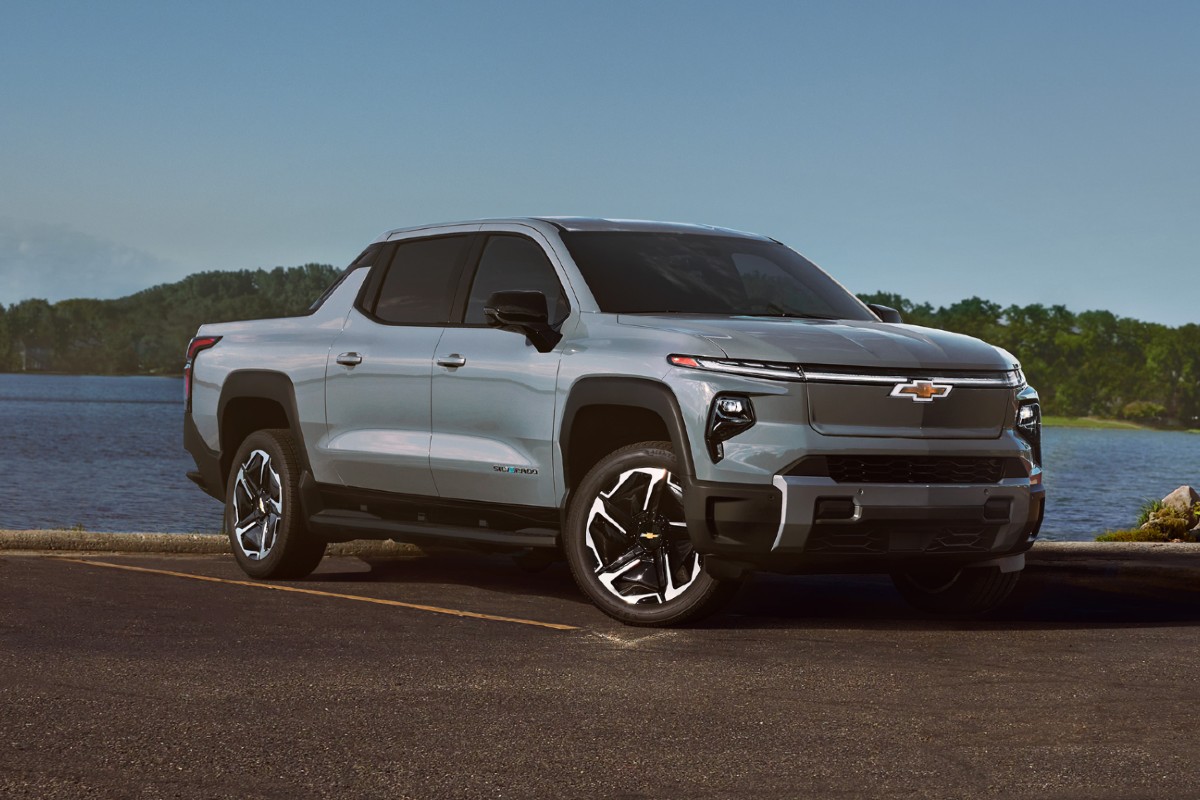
[745, 303, 842, 320]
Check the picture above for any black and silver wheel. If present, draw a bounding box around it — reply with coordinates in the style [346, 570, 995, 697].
[891, 565, 1021, 617]
[225, 428, 326, 580]
[564, 441, 739, 626]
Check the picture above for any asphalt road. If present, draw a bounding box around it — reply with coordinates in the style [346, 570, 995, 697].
[3, 551, 1199, 799]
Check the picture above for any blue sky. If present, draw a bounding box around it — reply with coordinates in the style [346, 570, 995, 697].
[1, 0, 1196, 324]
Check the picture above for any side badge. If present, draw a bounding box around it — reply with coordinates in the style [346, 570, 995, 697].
[492, 465, 539, 475]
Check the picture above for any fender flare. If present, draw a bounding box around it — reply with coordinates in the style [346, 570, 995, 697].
[217, 370, 311, 481]
[559, 377, 696, 490]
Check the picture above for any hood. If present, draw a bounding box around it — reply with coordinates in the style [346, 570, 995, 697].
[617, 315, 1016, 372]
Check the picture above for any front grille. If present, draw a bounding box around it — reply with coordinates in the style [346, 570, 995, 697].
[823, 456, 1007, 484]
[805, 523, 997, 554]
[805, 528, 888, 555]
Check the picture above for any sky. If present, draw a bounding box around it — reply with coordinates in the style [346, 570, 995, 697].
[1, 0, 1197, 325]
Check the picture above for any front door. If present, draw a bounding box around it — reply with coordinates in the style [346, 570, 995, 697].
[430, 233, 571, 508]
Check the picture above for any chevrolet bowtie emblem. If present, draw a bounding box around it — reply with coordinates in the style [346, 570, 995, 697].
[889, 380, 953, 402]
[641, 532, 660, 540]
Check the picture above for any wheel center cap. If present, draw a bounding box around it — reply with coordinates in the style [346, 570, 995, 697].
[633, 512, 667, 550]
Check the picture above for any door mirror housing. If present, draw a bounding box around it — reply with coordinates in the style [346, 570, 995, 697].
[867, 303, 903, 324]
[484, 290, 549, 327]
[484, 290, 561, 352]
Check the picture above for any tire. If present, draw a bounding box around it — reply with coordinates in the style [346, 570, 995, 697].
[224, 428, 326, 580]
[891, 565, 1021, 617]
[563, 441, 739, 627]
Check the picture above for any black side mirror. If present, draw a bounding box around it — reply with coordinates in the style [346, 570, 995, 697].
[484, 290, 561, 352]
[484, 290, 549, 327]
[868, 303, 903, 324]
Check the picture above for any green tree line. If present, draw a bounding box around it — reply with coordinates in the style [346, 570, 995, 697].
[0, 268, 1195, 422]
[859, 292, 1200, 423]
[0, 264, 339, 375]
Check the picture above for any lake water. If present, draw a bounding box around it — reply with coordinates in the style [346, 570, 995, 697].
[1, 373, 1197, 540]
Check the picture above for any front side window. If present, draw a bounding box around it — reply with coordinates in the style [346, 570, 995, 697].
[560, 232, 873, 320]
[371, 235, 471, 324]
[465, 235, 569, 324]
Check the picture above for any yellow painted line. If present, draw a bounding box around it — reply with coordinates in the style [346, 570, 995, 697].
[58, 557, 579, 632]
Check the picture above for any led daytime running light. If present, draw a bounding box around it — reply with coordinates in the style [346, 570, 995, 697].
[668, 354, 805, 381]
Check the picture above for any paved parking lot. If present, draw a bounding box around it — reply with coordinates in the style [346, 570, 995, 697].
[3, 551, 1199, 799]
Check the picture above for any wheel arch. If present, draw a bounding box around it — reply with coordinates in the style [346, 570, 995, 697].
[559, 377, 696, 496]
[217, 370, 311, 492]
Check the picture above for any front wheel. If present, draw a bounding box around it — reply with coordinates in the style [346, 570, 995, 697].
[891, 565, 1021, 617]
[563, 441, 739, 627]
[225, 428, 326, 580]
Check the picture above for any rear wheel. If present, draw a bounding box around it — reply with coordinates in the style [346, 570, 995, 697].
[225, 428, 326, 580]
[564, 441, 739, 627]
[891, 565, 1020, 616]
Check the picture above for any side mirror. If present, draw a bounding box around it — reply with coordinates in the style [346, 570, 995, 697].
[484, 290, 561, 353]
[484, 290, 549, 327]
[868, 303, 903, 324]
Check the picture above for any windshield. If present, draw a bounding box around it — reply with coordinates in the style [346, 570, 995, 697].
[559, 232, 874, 319]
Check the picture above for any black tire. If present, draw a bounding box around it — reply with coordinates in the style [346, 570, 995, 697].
[224, 428, 326, 580]
[563, 441, 739, 627]
[891, 565, 1021, 617]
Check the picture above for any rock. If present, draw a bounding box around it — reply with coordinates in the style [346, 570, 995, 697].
[1162, 485, 1200, 528]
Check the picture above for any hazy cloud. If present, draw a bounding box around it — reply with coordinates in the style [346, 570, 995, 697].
[0, 218, 178, 305]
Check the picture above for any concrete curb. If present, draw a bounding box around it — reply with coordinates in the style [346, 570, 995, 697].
[2, 531, 1197, 583]
[0, 530, 421, 558]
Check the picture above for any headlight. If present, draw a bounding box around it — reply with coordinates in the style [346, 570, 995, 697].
[668, 354, 804, 381]
[1016, 399, 1041, 467]
[707, 394, 755, 462]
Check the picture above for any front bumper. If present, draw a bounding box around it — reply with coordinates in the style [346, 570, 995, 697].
[684, 473, 1044, 574]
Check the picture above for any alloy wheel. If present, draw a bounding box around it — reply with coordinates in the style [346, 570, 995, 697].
[583, 467, 702, 605]
[231, 449, 283, 560]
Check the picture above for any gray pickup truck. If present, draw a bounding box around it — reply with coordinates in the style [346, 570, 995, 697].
[184, 217, 1044, 626]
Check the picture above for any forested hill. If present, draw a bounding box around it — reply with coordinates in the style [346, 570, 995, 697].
[858, 292, 1199, 423]
[0, 268, 1195, 422]
[0, 264, 339, 375]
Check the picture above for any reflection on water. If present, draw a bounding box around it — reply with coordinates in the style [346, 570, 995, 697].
[0, 374, 1196, 540]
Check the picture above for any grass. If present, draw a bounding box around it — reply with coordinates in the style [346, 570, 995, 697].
[1095, 528, 1191, 543]
[1041, 415, 1146, 430]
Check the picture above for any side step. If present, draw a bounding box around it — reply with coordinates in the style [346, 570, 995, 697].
[307, 510, 558, 550]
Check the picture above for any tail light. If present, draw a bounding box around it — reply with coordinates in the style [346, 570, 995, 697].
[184, 336, 221, 410]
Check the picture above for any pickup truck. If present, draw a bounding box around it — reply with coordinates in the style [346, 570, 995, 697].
[184, 217, 1044, 626]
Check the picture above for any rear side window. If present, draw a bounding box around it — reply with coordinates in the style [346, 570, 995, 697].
[371, 235, 471, 324]
[464, 235, 569, 324]
[309, 244, 382, 313]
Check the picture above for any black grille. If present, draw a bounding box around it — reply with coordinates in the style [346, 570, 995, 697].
[805, 528, 889, 555]
[805, 523, 997, 554]
[825, 456, 1006, 484]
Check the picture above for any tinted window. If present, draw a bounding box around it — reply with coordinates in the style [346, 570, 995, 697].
[372, 235, 470, 324]
[560, 232, 874, 320]
[465, 235, 568, 324]
[309, 243, 382, 313]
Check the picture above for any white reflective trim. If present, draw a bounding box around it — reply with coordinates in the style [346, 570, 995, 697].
[771, 475, 789, 550]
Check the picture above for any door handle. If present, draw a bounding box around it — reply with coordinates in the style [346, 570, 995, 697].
[336, 352, 363, 367]
[436, 354, 466, 368]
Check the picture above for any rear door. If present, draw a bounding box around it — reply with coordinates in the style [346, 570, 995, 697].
[429, 232, 571, 508]
[321, 234, 473, 495]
